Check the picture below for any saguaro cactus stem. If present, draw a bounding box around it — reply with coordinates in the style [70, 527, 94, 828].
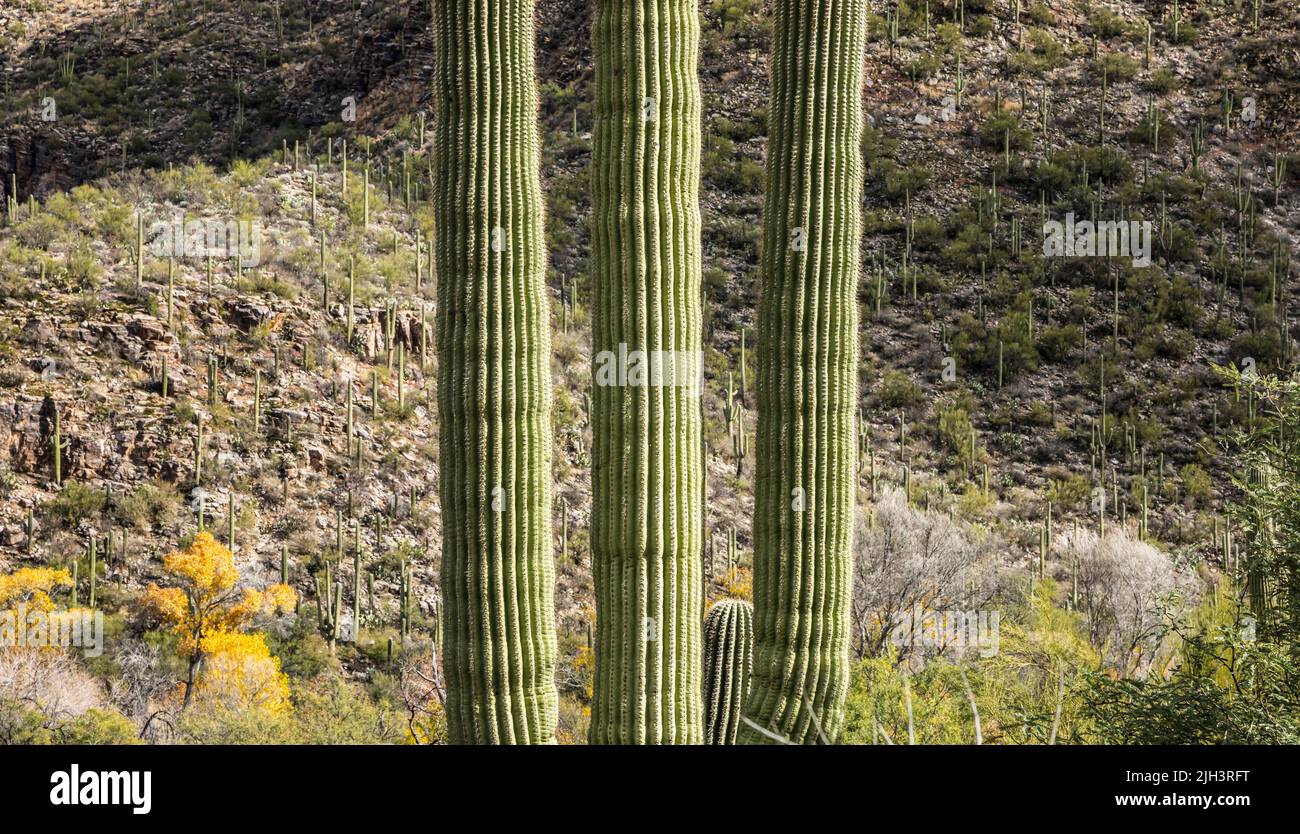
[88, 536, 97, 608]
[50, 402, 69, 486]
[703, 599, 753, 745]
[433, 0, 558, 744]
[352, 524, 362, 642]
[135, 212, 145, 289]
[588, 0, 705, 744]
[741, 0, 866, 745]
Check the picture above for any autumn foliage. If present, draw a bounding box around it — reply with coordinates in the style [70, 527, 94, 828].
[0, 567, 73, 612]
[145, 532, 296, 714]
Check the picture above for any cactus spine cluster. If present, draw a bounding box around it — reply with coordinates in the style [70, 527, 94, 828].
[588, 0, 705, 744]
[740, 0, 866, 745]
[703, 599, 753, 745]
[433, 0, 558, 744]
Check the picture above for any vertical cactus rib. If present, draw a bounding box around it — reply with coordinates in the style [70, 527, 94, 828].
[703, 599, 753, 745]
[433, 0, 558, 744]
[741, 0, 865, 744]
[590, 0, 705, 744]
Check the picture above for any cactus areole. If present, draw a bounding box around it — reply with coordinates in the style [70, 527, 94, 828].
[433, 0, 559, 744]
[588, 0, 706, 745]
[740, 0, 865, 744]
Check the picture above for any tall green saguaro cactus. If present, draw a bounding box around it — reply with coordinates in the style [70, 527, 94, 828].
[432, 0, 558, 745]
[703, 599, 753, 745]
[740, 0, 866, 745]
[589, 0, 705, 744]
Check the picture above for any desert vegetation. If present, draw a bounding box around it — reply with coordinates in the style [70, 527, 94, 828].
[0, 0, 1296, 745]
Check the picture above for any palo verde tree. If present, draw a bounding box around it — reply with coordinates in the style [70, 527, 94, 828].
[432, 0, 560, 744]
[589, 0, 706, 744]
[1083, 368, 1300, 743]
[1227, 368, 1300, 646]
[741, 0, 867, 744]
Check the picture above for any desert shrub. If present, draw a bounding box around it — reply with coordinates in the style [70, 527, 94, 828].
[978, 111, 1034, 152]
[1064, 528, 1195, 676]
[861, 123, 899, 167]
[0, 649, 109, 743]
[1093, 52, 1138, 84]
[874, 160, 932, 201]
[56, 708, 141, 744]
[228, 158, 270, 188]
[1167, 20, 1198, 45]
[46, 482, 106, 527]
[293, 673, 398, 743]
[1144, 68, 1178, 95]
[115, 481, 181, 531]
[851, 490, 999, 660]
[62, 243, 102, 291]
[1230, 330, 1283, 375]
[1046, 475, 1091, 510]
[1084, 584, 1298, 744]
[902, 54, 940, 85]
[843, 582, 1101, 744]
[1036, 323, 1082, 364]
[266, 614, 334, 682]
[1088, 8, 1129, 39]
[1179, 463, 1212, 506]
[173, 706, 296, 744]
[878, 369, 925, 409]
[1007, 28, 1064, 73]
[708, 0, 768, 40]
[936, 406, 976, 463]
[1026, 1, 1054, 25]
[951, 309, 1038, 381]
[703, 134, 763, 193]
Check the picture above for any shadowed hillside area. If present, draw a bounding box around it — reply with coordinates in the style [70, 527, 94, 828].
[0, 0, 1298, 746]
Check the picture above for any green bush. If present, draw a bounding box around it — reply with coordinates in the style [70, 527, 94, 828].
[58, 709, 141, 744]
[1037, 323, 1083, 364]
[47, 481, 106, 527]
[1179, 463, 1212, 506]
[115, 481, 181, 531]
[1007, 28, 1064, 73]
[878, 369, 925, 410]
[1088, 8, 1130, 39]
[978, 111, 1034, 152]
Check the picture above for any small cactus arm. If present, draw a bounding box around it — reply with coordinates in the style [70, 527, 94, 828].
[589, 0, 706, 744]
[703, 599, 753, 745]
[740, 0, 867, 744]
[432, 0, 558, 744]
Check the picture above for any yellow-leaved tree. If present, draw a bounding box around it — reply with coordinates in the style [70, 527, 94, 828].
[144, 532, 296, 713]
[1, 566, 75, 654]
[0, 567, 73, 613]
